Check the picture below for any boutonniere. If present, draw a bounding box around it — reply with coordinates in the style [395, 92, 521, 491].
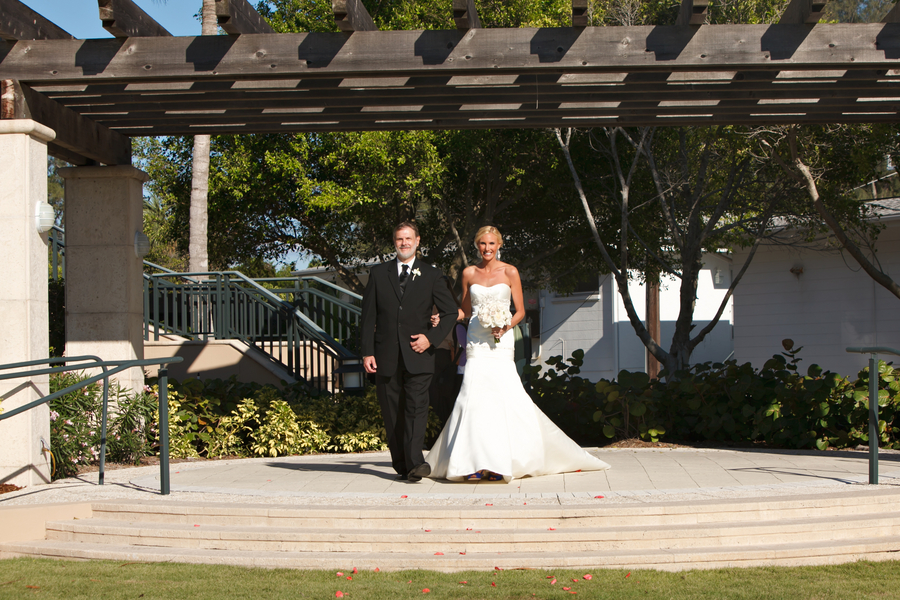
[411, 268, 422, 280]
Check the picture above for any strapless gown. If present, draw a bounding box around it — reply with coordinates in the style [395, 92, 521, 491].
[425, 283, 611, 482]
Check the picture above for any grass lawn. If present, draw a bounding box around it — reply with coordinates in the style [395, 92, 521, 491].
[1, 558, 899, 600]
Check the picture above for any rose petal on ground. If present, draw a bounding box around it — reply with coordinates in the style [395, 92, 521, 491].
[424, 530, 431, 532]
[459, 581, 468, 584]
[466, 528, 472, 531]
[550, 579, 557, 585]
[422, 589, 430, 593]
[401, 495, 408, 499]
[485, 503, 493, 506]
[352, 568, 358, 574]
[583, 574, 592, 580]
[434, 552, 444, 555]
[626, 572, 631, 578]
[346, 576, 352, 580]
[563, 587, 571, 591]
[459, 552, 466, 555]
[548, 527, 556, 531]
[491, 582, 496, 587]
[546, 576, 555, 579]
[495, 567, 502, 571]
[594, 496, 604, 499]
[336, 573, 343, 577]
[335, 592, 343, 598]
[572, 579, 578, 582]
[374, 568, 380, 572]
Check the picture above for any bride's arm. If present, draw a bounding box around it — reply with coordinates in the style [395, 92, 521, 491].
[460, 268, 474, 319]
[507, 266, 526, 329]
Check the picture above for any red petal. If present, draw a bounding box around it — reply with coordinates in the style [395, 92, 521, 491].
[548, 527, 556, 531]
[583, 574, 592, 580]
[459, 581, 467, 584]
[485, 503, 493, 506]
[336, 573, 344, 577]
[434, 552, 444, 555]
[335, 592, 344, 598]
[550, 579, 557, 585]
[576, 470, 582, 472]
[424, 530, 431, 532]
[494, 567, 502, 571]
[546, 576, 555, 579]
[374, 568, 380, 572]
[459, 552, 466, 555]
[491, 582, 497, 587]
[352, 568, 358, 574]
[346, 577, 352, 580]
[563, 587, 571, 591]
[594, 495, 604, 499]
[401, 495, 408, 499]
[626, 572, 631, 578]
[422, 589, 430, 593]
[466, 528, 472, 531]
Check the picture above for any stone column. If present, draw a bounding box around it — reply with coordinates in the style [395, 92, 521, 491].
[61, 166, 148, 393]
[0, 120, 55, 487]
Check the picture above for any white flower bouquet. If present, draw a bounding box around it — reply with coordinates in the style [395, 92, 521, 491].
[478, 299, 512, 343]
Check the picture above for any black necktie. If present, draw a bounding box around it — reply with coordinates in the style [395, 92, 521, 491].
[399, 263, 409, 295]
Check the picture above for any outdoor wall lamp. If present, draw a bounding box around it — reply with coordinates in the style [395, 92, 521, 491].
[35, 201, 55, 233]
[134, 231, 151, 258]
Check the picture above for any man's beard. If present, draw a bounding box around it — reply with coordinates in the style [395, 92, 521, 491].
[397, 248, 416, 261]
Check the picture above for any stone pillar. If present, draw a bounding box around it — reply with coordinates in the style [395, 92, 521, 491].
[61, 166, 148, 393]
[0, 120, 55, 487]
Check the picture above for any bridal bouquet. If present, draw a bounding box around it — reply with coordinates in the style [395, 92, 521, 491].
[478, 299, 512, 343]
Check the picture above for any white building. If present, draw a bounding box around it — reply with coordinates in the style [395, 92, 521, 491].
[533, 254, 735, 381]
[731, 200, 900, 377]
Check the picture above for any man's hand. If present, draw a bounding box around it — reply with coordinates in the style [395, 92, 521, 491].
[363, 355, 377, 374]
[410, 334, 432, 353]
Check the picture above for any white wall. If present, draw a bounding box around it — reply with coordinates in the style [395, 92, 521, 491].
[537, 255, 734, 381]
[732, 221, 900, 377]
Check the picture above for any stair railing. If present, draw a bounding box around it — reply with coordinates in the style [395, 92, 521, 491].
[144, 270, 360, 393]
[0, 355, 183, 495]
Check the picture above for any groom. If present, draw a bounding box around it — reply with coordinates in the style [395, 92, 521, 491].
[361, 222, 458, 482]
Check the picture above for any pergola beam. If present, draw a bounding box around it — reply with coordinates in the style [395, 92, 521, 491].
[1, 80, 131, 165]
[215, 0, 275, 36]
[332, 0, 377, 32]
[0, 0, 73, 41]
[676, 0, 710, 26]
[779, 0, 829, 25]
[453, 0, 481, 30]
[3, 25, 900, 83]
[98, 0, 172, 38]
[572, 0, 590, 27]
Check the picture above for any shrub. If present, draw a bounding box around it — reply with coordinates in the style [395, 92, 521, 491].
[528, 340, 900, 451]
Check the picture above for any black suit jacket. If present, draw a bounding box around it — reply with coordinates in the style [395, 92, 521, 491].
[361, 259, 458, 376]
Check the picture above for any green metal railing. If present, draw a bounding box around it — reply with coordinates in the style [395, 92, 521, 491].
[845, 346, 900, 485]
[144, 270, 360, 393]
[0, 355, 183, 495]
[48, 226, 363, 393]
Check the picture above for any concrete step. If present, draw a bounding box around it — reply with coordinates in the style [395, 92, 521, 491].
[4, 536, 900, 571]
[88, 489, 900, 530]
[43, 510, 900, 553]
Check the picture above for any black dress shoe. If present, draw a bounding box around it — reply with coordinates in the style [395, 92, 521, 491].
[395, 473, 408, 481]
[407, 463, 431, 482]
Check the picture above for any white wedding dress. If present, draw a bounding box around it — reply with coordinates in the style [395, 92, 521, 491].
[426, 283, 611, 482]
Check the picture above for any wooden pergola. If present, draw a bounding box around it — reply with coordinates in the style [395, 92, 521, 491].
[3, 0, 900, 166]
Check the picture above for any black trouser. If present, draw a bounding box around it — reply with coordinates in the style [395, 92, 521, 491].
[429, 348, 458, 428]
[376, 353, 432, 475]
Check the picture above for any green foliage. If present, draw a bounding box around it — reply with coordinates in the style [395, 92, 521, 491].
[47, 278, 65, 357]
[529, 342, 900, 451]
[146, 376, 391, 458]
[49, 373, 158, 480]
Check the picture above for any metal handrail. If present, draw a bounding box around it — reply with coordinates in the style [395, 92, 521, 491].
[0, 356, 183, 495]
[845, 346, 900, 485]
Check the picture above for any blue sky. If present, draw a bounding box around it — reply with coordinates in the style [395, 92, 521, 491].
[20, 1, 204, 38]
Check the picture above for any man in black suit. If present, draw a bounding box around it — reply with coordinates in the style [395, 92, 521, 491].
[361, 222, 458, 482]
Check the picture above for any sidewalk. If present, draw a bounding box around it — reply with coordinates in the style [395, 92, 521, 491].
[3, 446, 900, 508]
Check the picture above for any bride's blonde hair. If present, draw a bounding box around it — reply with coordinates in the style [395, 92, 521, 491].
[474, 226, 503, 248]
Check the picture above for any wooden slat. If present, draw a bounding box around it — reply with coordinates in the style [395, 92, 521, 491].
[4, 80, 131, 165]
[779, 0, 829, 25]
[332, 0, 376, 32]
[215, 0, 275, 36]
[882, 2, 900, 23]
[4, 25, 900, 84]
[572, 0, 589, 28]
[453, 0, 481, 30]
[676, 0, 710, 26]
[98, 0, 172, 38]
[0, 0, 73, 41]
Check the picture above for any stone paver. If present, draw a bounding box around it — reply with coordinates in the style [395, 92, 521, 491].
[2, 447, 900, 509]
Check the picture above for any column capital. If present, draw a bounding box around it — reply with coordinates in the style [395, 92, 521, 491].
[0, 119, 55, 143]
[59, 164, 148, 183]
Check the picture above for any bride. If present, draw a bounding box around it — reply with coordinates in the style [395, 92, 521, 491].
[426, 226, 611, 482]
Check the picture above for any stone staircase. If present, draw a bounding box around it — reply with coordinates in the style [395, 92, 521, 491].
[4, 488, 900, 571]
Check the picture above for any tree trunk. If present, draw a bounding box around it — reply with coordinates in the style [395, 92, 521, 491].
[188, 0, 216, 274]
